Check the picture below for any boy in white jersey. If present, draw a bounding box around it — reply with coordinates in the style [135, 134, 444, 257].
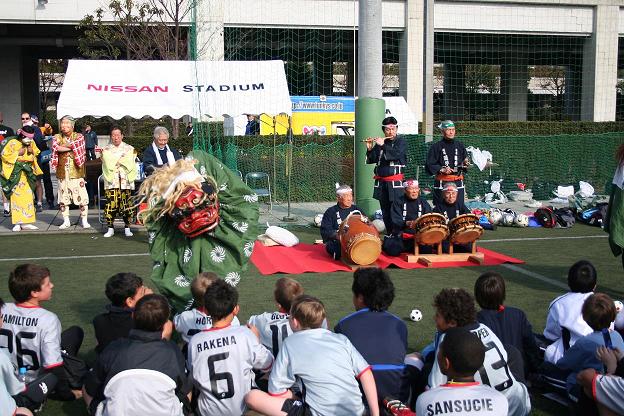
[174, 272, 240, 345]
[543, 260, 596, 364]
[245, 295, 380, 416]
[248, 277, 304, 356]
[416, 327, 507, 416]
[187, 279, 273, 416]
[428, 288, 530, 416]
[1, 264, 83, 403]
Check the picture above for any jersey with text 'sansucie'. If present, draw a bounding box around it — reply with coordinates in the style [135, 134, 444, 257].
[429, 322, 531, 416]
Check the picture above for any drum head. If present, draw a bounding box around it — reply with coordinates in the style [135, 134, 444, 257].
[349, 239, 381, 265]
[415, 226, 449, 245]
[450, 226, 484, 244]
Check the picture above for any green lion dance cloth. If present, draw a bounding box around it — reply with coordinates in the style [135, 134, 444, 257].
[137, 151, 259, 312]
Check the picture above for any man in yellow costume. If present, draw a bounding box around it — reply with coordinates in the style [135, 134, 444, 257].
[0, 125, 42, 231]
[51, 116, 91, 229]
[101, 126, 137, 238]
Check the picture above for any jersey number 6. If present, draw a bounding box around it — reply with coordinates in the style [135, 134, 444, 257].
[208, 352, 235, 400]
[0, 329, 40, 370]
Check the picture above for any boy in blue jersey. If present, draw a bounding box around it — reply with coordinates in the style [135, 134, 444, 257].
[335, 268, 408, 404]
[246, 295, 380, 416]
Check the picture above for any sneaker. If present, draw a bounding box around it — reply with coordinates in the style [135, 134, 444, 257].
[36, 203, 43, 213]
[124, 228, 133, 237]
[12, 224, 21, 232]
[81, 218, 91, 229]
[59, 219, 71, 229]
[103, 228, 114, 238]
[22, 224, 39, 230]
[3, 210, 9, 217]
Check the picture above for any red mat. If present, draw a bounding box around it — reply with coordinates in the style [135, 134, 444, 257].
[250, 241, 524, 275]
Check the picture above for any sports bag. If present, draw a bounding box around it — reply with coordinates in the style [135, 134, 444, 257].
[534, 206, 557, 228]
[553, 208, 576, 228]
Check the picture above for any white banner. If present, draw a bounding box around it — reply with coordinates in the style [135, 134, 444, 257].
[57, 60, 292, 120]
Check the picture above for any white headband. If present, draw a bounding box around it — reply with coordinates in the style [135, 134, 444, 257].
[162, 168, 204, 199]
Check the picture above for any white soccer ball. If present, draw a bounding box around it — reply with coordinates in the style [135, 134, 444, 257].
[615, 300, 623, 313]
[372, 219, 386, 233]
[502, 213, 515, 226]
[514, 214, 529, 227]
[410, 309, 423, 322]
[489, 210, 502, 225]
[313, 213, 323, 227]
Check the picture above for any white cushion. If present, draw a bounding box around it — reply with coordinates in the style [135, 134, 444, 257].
[265, 226, 299, 247]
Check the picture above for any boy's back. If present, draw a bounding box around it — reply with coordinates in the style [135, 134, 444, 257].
[558, 330, 624, 392]
[0, 302, 62, 377]
[269, 328, 370, 416]
[93, 305, 134, 354]
[174, 308, 240, 344]
[416, 382, 508, 416]
[544, 292, 593, 363]
[188, 325, 273, 416]
[335, 307, 407, 400]
[429, 322, 531, 416]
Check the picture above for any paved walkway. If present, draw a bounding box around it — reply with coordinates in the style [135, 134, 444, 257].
[0, 196, 573, 235]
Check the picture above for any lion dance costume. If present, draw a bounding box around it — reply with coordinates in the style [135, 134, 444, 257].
[137, 151, 259, 312]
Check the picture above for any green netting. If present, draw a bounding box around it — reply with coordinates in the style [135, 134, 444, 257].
[170, 133, 623, 203]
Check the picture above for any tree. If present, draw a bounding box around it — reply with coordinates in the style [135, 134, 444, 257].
[78, 0, 192, 136]
[39, 59, 67, 123]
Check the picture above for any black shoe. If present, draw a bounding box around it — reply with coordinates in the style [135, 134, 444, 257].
[36, 204, 43, 213]
[3, 209, 9, 217]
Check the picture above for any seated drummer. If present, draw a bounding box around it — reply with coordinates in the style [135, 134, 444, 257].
[433, 181, 469, 220]
[320, 184, 365, 260]
[382, 179, 432, 256]
[434, 182, 471, 253]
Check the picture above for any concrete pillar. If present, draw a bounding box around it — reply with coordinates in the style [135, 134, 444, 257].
[21, 49, 40, 119]
[564, 65, 582, 120]
[500, 61, 528, 121]
[0, 47, 24, 130]
[581, 5, 618, 121]
[399, 0, 423, 131]
[442, 63, 465, 120]
[194, 0, 224, 61]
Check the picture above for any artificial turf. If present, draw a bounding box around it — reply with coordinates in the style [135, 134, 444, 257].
[0, 223, 619, 415]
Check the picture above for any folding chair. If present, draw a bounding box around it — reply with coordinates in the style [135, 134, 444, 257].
[245, 172, 272, 212]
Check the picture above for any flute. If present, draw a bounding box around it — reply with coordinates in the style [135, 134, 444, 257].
[361, 136, 394, 143]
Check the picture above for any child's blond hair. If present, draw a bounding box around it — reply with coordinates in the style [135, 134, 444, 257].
[192, 272, 219, 307]
[274, 277, 304, 312]
[290, 295, 326, 329]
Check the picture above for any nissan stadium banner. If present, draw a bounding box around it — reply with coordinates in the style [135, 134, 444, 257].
[57, 60, 292, 120]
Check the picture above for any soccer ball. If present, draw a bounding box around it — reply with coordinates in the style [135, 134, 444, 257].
[615, 300, 623, 313]
[372, 219, 386, 233]
[374, 209, 384, 220]
[502, 213, 515, 226]
[410, 309, 423, 322]
[313, 213, 323, 227]
[514, 214, 529, 227]
[489, 209, 502, 225]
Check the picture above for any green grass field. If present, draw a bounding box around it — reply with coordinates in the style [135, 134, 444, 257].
[0, 223, 621, 415]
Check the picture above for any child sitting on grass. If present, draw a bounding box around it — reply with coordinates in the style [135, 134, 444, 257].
[93, 272, 152, 354]
[173, 272, 240, 346]
[416, 327, 508, 416]
[245, 295, 380, 416]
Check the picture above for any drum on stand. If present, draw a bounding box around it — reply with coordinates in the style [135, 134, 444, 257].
[339, 212, 382, 266]
[413, 213, 449, 245]
[449, 214, 484, 245]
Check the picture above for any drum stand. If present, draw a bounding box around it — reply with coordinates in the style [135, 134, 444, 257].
[404, 240, 484, 267]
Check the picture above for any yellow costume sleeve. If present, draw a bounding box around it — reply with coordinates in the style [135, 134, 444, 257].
[101, 149, 119, 184]
[1, 139, 20, 179]
[119, 146, 138, 182]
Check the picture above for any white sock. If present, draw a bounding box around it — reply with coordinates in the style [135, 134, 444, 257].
[3, 203, 9, 211]
[103, 228, 114, 237]
[124, 227, 133, 237]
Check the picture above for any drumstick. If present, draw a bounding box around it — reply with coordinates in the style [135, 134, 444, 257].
[361, 136, 394, 143]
